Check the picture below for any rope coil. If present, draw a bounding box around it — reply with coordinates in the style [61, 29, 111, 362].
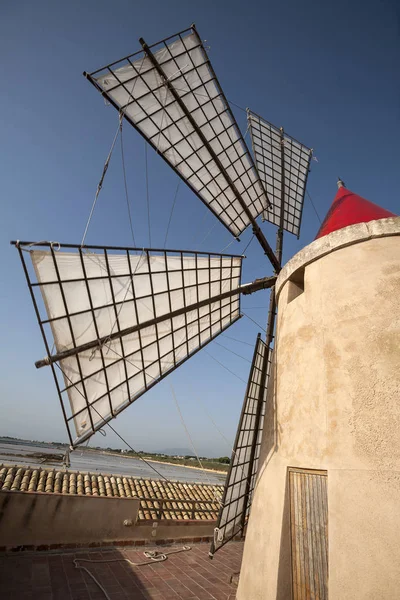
[74, 546, 191, 600]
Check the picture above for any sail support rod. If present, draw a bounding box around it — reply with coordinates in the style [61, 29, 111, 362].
[275, 127, 286, 265]
[34, 275, 276, 369]
[10, 240, 241, 258]
[251, 223, 280, 272]
[138, 37, 280, 273]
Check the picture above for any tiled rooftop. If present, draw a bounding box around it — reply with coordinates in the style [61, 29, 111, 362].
[0, 465, 223, 521]
[0, 540, 243, 599]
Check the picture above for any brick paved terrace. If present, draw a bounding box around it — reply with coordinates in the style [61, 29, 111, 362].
[0, 541, 243, 600]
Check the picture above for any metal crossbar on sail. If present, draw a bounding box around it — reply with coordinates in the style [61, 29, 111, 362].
[210, 333, 270, 556]
[15, 242, 244, 447]
[84, 26, 280, 271]
[248, 110, 313, 238]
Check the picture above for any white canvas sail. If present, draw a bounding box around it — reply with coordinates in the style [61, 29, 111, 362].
[30, 247, 242, 445]
[89, 27, 268, 238]
[248, 110, 312, 237]
[210, 334, 269, 555]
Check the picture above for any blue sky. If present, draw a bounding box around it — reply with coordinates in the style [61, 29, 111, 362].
[1, 0, 399, 456]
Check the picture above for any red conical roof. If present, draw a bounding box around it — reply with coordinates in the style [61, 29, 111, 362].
[315, 186, 396, 239]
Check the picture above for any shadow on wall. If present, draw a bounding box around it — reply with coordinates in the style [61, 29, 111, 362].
[251, 348, 292, 599]
[255, 349, 279, 489]
[276, 472, 292, 600]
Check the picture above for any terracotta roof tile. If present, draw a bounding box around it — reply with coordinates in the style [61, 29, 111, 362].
[3, 467, 14, 491]
[0, 464, 223, 521]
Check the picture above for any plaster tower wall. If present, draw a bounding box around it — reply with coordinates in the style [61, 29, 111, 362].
[237, 216, 400, 600]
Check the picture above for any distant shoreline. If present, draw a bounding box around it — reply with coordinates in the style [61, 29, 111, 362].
[100, 451, 227, 476]
[0, 438, 228, 477]
[143, 457, 226, 476]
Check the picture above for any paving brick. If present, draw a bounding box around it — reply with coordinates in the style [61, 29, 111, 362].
[53, 592, 73, 600]
[32, 593, 55, 600]
[142, 591, 166, 600]
[70, 590, 92, 600]
[0, 541, 243, 600]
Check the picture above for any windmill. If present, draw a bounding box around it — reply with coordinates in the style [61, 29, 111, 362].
[11, 24, 312, 557]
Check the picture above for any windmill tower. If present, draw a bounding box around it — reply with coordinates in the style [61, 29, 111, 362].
[236, 183, 400, 599]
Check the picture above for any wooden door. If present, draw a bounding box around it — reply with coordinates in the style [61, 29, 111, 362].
[289, 468, 328, 600]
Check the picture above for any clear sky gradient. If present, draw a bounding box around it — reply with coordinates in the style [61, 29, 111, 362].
[1, 0, 399, 456]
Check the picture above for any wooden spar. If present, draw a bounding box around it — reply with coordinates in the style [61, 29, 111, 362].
[275, 127, 286, 265]
[139, 35, 281, 273]
[238, 188, 284, 535]
[34, 275, 276, 369]
[209, 333, 263, 557]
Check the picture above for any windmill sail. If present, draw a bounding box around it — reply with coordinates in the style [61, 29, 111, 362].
[210, 333, 270, 556]
[17, 243, 242, 446]
[85, 26, 269, 239]
[248, 110, 312, 237]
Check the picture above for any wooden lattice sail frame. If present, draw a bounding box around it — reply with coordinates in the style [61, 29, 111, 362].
[13, 240, 276, 446]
